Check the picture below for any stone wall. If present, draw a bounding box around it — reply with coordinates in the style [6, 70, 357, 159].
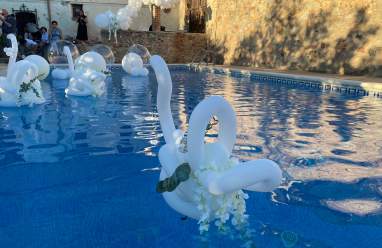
[77, 30, 207, 63]
[205, 0, 382, 76]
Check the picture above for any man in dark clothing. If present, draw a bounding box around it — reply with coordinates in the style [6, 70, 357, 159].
[0, 9, 17, 47]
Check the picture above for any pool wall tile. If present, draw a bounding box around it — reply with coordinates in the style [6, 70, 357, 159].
[185, 64, 382, 98]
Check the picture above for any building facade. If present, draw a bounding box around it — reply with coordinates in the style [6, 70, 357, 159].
[0, 0, 186, 40]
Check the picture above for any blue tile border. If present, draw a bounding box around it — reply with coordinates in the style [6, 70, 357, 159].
[185, 64, 382, 98]
[106, 64, 381, 98]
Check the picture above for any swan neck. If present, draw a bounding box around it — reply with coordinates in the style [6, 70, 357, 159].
[63, 46, 74, 74]
[150, 55, 176, 147]
[6, 34, 18, 80]
[187, 96, 237, 171]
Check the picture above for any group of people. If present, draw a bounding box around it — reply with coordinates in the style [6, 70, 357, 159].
[1, 8, 88, 58]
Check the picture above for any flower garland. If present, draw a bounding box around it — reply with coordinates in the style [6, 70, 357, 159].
[18, 74, 43, 102]
[175, 117, 250, 233]
[192, 158, 249, 233]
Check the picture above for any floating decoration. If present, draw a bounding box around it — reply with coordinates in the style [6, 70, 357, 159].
[150, 55, 282, 232]
[122, 52, 149, 76]
[65, 51, 107, 97]
[95, 10, 119, 44]
[51, 46, 75, 80]
[48, 40, 80, 64]
[128, 44, 151, 63]
[74, 51, 107, 73]
[49, 40, 79, 80]
[0, 34, 46, 107]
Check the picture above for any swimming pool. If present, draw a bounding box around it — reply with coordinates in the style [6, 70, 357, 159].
[0, 66, 381, 247]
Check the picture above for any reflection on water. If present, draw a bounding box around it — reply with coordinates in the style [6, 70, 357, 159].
[324, 199, 382, 216]
[0, 67, 381, 247]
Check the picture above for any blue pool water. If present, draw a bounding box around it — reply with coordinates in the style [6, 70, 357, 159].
[0, 67, 381, 247]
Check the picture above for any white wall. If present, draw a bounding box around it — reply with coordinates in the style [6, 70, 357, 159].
[0, 0, 184, 40]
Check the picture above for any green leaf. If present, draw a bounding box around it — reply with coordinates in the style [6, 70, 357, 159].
[156, 163, 191, 193]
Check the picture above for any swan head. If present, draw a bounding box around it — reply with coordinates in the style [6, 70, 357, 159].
[4, 33, 17, 57]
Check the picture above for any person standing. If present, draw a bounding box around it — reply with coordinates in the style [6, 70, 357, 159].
[76, 10, 88, 41]
[39, 27, 49, 58]
[40, 27, 49, 45]
[0, 9, 16, 46]
[50, 20, 62, 43]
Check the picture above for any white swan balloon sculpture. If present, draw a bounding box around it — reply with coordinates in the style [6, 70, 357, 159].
[65, 51, 107, 97]
[150, 55, 282, 232]
[0, 34, 46, 107]
[51, 46, 75, 80]
[122, 52, 148, 76]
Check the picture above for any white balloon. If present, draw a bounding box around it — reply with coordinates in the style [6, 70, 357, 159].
[95, 0, 180, 34]
[24, 55, 50, 80]
[65, 70, 106, 97]
[105, 10, 115, 19]
[90, 45, 115, 65]
[95, 13, 110, 28]
[75, 51, 107, 73]
[51, 46, 75, 80]
[129, 0, 143, 9]
[116, 5, 139, 31]
[122, 52, 148, 76]
[66, 52, 107, 97]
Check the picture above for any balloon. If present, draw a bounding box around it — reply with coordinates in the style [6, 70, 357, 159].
[49, 41, 78, 80]
[65, 69, 106, 97]
[116, 5, 140, 31]
[95, 13, 109, 29]
[24, 55, 50, 80]
[122, 52, 149, 76]
[66, 51, 108, 97]
[90, 45, 115, 65]
[48, 40, 79, 64]
[128, 44, 151, 63]
[150, 55, 282, 232]
[75, 51, 107, 73]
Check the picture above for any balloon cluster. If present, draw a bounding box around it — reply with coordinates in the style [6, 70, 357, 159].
[136, 0, 179, 9]
[116, 5, 140, 31]
[95, 10, 120, 43]
[94, 0, 180, 43]
[65, 51, 108, 97]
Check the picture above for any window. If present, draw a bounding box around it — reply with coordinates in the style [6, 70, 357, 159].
[71, 4, 83, 19]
